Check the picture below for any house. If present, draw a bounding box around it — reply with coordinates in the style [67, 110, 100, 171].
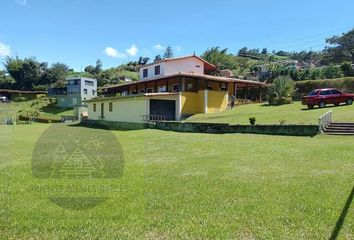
[86, 55, 265, 123]
[49, 77, 97, 108]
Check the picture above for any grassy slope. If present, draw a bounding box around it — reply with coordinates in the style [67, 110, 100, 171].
[1, 124, 354, 239]
[0, 100, 73, 120]
[186, 101, 354, 125]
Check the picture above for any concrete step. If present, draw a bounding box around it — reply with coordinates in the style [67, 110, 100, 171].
[326, 126, 354, 131]
[330, 122, 354, 127]
[324, 132, 354, 135]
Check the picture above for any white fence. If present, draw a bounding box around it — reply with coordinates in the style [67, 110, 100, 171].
[318, 110, 333, 132]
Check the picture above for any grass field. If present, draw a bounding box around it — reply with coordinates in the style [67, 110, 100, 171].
[1, 124, 354, 239]
[186, 101, 354, 125]
[0, 99, 73, 121]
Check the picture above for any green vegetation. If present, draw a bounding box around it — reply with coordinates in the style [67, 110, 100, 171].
[1, 124, 354, 239]
[186, 101, 354, 125]
[1, 96, 73, 121]
[295, 77, 354, 98]
[268, 76, 295, 105]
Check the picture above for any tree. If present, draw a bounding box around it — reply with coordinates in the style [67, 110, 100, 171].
[137, 57, 150, 66]
[84, 65, 96, 75]
[322, 64, 343, 79]
[163, 45, 173, 59]
[201, 47, 237, 72]
[95, 59, 102, 74]
[268, 76, 295, 105]
[261, 48, 268, 55]
[154, 55, 162, 62]
[44, 63, 69, 86]
[325, 28, 354, 63]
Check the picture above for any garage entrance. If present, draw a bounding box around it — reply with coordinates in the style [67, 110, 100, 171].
[149, 99, 176, 120]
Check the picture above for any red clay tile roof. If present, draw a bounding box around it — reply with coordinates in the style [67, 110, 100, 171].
[103, 72, 266, 90]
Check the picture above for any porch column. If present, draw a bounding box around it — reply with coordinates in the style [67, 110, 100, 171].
[259, 86, 262, 102]
[234, 83, 237, 98]
[204, 90, 208, 114]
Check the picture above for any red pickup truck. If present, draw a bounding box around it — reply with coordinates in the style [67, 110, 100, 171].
[302, 88, 354, 109]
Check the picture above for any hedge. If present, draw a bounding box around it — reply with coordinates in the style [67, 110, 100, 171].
[19, 115, 61, 123]
[295, 77, 354, 98]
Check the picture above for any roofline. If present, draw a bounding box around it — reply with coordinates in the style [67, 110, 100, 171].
[84, 92, 179, 103]
[138, 55, 216, 70]
[103, 72, 266, 90]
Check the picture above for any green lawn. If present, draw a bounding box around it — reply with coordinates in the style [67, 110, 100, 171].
[1, 124, 354, 239]
[186, 101, 354, 125]
[0, 99, 73, 121]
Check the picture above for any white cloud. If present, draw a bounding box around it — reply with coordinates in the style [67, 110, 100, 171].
[103, 47, 125, 58]
[174, 46, 182, 52]
[125, 44, 138, 56]
[16, 0, 28, 6]
[153, 44, 166, 51]
[0, 42, 11, 57]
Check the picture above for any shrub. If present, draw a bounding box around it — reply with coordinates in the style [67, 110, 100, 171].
[268, 76, 295, 105]
[249, 117, 256, 125]
[13, 96, 27, 102]
[294, 77, 354, 98]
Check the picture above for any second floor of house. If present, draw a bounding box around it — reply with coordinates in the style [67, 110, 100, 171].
[139, 55, 216, 81]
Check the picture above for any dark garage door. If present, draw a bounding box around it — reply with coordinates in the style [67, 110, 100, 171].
[150, 99, 176, 120]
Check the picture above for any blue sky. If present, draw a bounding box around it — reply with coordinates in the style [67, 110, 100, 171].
[0, 0, 353, 71]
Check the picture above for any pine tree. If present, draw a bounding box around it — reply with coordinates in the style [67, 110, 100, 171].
[163, 45, 174, 59]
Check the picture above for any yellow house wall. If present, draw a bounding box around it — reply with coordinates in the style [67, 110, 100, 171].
[180, 91, 205, 115]
[207, 91, 228, 113]
[87, 96, 148, 123]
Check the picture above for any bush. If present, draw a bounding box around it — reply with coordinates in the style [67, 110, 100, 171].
[13, 96, 27, 102]
[249, 117, 256, 125]
[294, 77, 354, 98]
[268, 76, 295, 105]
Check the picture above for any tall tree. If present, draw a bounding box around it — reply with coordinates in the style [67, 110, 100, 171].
[325, 28, 354, 63]
[95, 59, 103, 74]
[163, 45, 174, 59]
[43, 63, 69, 86]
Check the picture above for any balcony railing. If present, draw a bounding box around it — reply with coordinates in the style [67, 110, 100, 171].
[141, 115, 166, 122]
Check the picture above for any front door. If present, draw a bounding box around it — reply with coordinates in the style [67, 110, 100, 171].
[100, 103, 104, 119]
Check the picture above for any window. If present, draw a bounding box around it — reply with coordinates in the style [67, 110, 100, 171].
[173, 84, 180, 92]
[143, 69, 148, 78]
[147, 88, 153, 93]
[93, 103, 96, 112]
[220, 83, 227, 91]
[308, 90, 319, 96]
[158, 85, 166, 92]
[84, 89, 88, 95]
[85, 80, 94, 86]
[320, 90, 331, 95]
[331, 89, 342, 95]
[195, 65, 201, 68]
[109, 102, 113, 112]
[187, 83, 193, 90]
[154, 65, 161, 75]
[92, 90, 95, 95]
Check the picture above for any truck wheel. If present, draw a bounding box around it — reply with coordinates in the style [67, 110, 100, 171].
[319, 101, 326, 108]
[307, 105, 314, 109]
[346, 99, 353, 105]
